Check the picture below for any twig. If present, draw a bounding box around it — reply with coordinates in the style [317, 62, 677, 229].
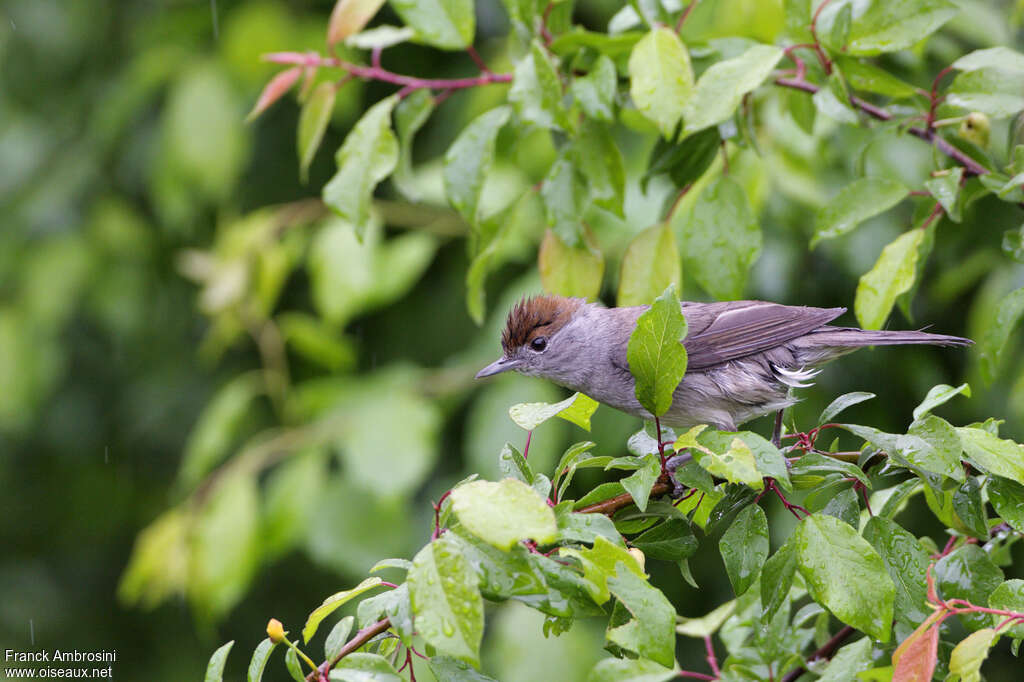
[780, 625, 855, 682]
[773, 77, 989, 176]
[576, 481, 674, 515]
[264, 52, 512, 93]
[305, 618, 392, 682]
[704, 635, 721, 677]
[675, 0, 699, 33]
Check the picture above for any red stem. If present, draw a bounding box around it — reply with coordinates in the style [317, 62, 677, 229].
[704, 635, 721, 677]
[773, 77, 989, 176]
[675, 0, 699, 33]
[264, 52, 512, 92]
[809, 0, 836, 74]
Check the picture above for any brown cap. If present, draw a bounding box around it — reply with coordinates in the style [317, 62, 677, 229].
[501, 295, 584, 354]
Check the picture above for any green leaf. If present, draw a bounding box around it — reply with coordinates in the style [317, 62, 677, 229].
[570, 120, 625, 215]
[818, 638, 873, 682]
[508, 392, 598, 432]
[835, 57, 918, 99]
[948, 68, 1024, 118]
[988, 477, 1024, 532]
[842, 423, 963, 482]
[643, 127, 719, 194]
[618, 224, 680, 308]
[331, 652, 402, 682]
[284, 648, 303, 682]
[855, 228, 923, 330]
[345, 25, 416, 49]
[692, 436, 764, 490]
[682, 44, 784, 134]
[450, 479, 557, 550]
[913, 383, 971, 420]
[979, 287, 1024, 383]
[841, 0, 958, 56]
[327, 0, 387, 44]
[676, 600, 737, 638]
[819, 391, 876, 424]
[510, 41, 569, 131]
[628, 27, 694, 138]
[247, 638, 277, 682]
[324, 616, 355, 661]
[205, 641, 234, 682]
[443, 106, 511, 225]
[189, 473, 261, 621]
[761, 539, 797, 623]
[813, 74, 859, 124]
[571, 55, 616, 122]
[863, 517, 931, 630]
[620, 453, 661, 512]
[303, 577, 384, 643]
[796, 513, 895, 642]
[389, 0, 474, 50]
[179, 374, 262, 488]
[697, 429, 790, 490]
[935, 544, 1004, 631]
[988, 579, 1024, 639]
[811, 178, 908, 247]
[907, 415, 965, 482]
[606, 564, 677, 667]
[538, 228, 604, 300]
[498, 442, 532, 485]
[953, 46, 1024, 73]
[957, 426, 1024, 484]
[719, 504, 769, 596]
[560, 535, 645, 604]
[409, 533, 483, 665]
[626, 284, 688, 417]
[322, 96, 399, 239]
[392, 89, 434, 201]
[924, 167, 964, 222]
[556, 505, 623, 546]
[949, 629, 997, 682]
[540, 157, 587, 246]
[632, 518, 697, 561]
[587, 658, 676, 682]
[676, 176, 761, 300]
[297, 82, 337, 182]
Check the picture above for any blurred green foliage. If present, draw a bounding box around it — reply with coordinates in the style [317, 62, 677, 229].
[3, 0, 1024, 680]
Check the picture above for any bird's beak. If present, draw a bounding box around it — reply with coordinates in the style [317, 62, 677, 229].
[475, 357, 521, 379]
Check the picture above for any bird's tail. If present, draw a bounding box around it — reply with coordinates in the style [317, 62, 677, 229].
[808, 326, 972, 348]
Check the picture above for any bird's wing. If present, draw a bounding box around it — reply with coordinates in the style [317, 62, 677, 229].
[682, 301, 846, 370]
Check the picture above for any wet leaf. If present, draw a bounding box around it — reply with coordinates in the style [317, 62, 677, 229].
[409, 533, 483, 665]
[796, 513, 895, 642]
[812, 178, 908, 248]
[450, 479, 557, 550]
[628, 27, 694, 137]
[626, 284, 688, 417]
[719, 504, 769, 596]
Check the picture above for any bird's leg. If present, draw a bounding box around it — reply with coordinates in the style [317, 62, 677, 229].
[771, 409, 784, 448]
[665, 452, 693, 497]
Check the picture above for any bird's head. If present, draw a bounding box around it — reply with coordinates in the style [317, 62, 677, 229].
[475, 295, 589, 381]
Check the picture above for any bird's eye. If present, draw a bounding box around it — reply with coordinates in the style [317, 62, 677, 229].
[529, 336, 548, 352]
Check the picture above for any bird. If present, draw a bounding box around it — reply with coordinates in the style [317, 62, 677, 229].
[475, 295, 971, 436]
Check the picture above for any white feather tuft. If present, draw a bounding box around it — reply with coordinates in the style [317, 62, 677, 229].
[774, 365, 821, 389]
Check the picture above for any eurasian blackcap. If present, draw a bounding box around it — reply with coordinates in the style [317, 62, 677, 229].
[476, 296, 970, 432]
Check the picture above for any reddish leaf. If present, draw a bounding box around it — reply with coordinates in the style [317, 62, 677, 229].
[246, 67, 302, 122]
[327, 0, 386, 45]
[892, 614, 942, 682]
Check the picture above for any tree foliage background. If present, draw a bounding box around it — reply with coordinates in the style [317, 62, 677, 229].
[3, 0, 1024, 680]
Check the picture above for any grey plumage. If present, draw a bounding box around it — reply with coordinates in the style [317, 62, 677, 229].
[476, 297, 971, 431]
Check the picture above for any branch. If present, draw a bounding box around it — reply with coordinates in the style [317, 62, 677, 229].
[576, 481, 674, 515]
[264, 52, 512, 93]
[305, 618, 392, 682]
[773, 77, 989, 177]
[780, 625, 855, 682]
